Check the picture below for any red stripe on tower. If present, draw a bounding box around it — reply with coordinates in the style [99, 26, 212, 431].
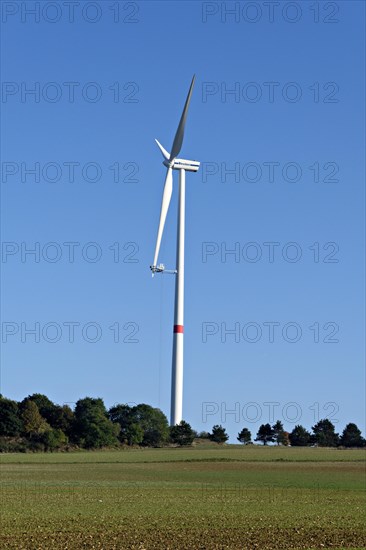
[174, 325, 184, 333]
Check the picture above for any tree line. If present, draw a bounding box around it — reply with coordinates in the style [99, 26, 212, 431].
[0, 394, 364, 451]
[0, 393, 198, 451]
[237, 419, 365, 448]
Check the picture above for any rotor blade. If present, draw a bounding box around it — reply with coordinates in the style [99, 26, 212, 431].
[152, 166, 173, 268]
[169, 75, 196, 161]
[155, 139, 170, 161]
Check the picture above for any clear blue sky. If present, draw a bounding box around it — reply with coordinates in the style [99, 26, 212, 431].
[1, 1, 365, 441]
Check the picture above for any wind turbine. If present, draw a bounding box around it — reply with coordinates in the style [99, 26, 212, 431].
[150, 75, 200, 426]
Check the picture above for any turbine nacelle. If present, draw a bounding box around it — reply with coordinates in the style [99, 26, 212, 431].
[171, 158, 200, 172]
[162, 157, 200, 172]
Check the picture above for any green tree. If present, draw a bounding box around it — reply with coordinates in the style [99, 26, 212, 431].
[272, 420, 286, 446]
[23, 394, 56, 418]
[48, 405, 74, 436]
[0, 397, 22, 436]
[210, 425, 229, 444]
[255, 423, 274, 445]
[108, 404, 133, 444]
[21, 401, 50, 436]
[278, 430, 290, 446]
[21, 394, 73, 436]
[73, 397, 120, 448]
[312, 419, 339, 447]
[170, 420, 195, 446]
[41, 428, 68, 451]
[109, 403, 132, 425]
[125, 423, 144, 446]
[109, 403, 169, 447]
[237, 427, 251, 444]
[129, 404, 169, 447]
[289, 425, 312, 446]
[340, 423, 365, 448]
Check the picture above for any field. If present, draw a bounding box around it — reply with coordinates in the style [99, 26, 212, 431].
[1, 445, 365, 549]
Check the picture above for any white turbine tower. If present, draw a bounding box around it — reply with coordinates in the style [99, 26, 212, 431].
[150, 75, 200, 426]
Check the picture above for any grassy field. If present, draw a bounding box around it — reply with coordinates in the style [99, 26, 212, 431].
[1, 445, 365, 549]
